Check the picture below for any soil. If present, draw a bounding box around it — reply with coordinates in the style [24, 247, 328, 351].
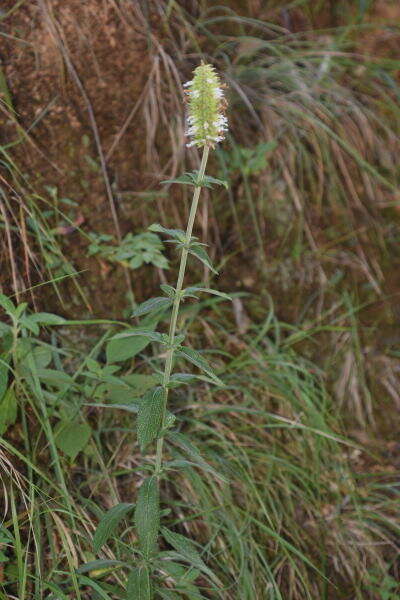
[2, 0, 159, 316]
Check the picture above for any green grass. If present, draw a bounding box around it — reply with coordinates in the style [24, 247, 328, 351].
[1, 0, 400, 598]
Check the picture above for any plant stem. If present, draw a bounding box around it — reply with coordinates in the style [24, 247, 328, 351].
[154, 145, 210, 476]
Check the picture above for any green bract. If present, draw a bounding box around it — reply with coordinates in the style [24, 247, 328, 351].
[184, 63, 227, 148]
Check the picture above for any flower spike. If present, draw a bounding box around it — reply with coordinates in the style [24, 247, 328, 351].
[184, 63, 227, 148]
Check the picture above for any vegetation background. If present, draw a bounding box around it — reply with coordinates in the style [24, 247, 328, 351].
[0, 0, 399, 598]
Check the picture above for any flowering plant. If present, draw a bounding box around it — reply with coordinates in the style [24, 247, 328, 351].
[92, 64, 229, 598]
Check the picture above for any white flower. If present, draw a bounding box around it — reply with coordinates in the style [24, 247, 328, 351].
[184, 63, 228, 148]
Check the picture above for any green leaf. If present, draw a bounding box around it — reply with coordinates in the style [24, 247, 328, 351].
[28, 312, 66, 325]
[161, 528, 215, 582]
[77, 559, 125, 575]
[106, 324, 160, 363]
[93, 503, 135, 552]
[149, 223, 186, 242]
[78, 575, 114, 599]
[111, 330, 164, 344]
[184, 287, 231, 301]
[161, 171, 228, 190]
[54, 421, 92, 460]
[126, 565, 152, 599]
[0, 294, 15, 316]
[0, 357, 9, 401]
[157, 559, 200, 584]
[168, 373, 196, 388]
[158, 590, 181, 600]
[131, 297, 172, 318]
[135, 477, 160, 559]
[187, 245, 218, 274]
[0, 388, 17, 435]
[35, 368, 74, 388]
[160, 284, 176, 299]
[161, 173, 197, 186]
[31, 345, 52, 369]
[20, 316, 39, 335]
[202, 175, 228, 189]
[108, 374, 160, 402]
[137, 387, 165, 453]
[176, 347, 224, 386]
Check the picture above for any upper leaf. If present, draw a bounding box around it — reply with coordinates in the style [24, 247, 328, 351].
[176, 346, 224, 386]
[149, 223, 186, 243]
[131, 297, 172, 318]
[110, 330, 165, 344]
[161, 172, 228, 189]
[184, 287, 231, 301]
[202, 175, 228, 189]
[187, 245, 218, 274]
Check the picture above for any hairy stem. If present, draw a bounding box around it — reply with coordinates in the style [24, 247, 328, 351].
[154, 145, 210, 476]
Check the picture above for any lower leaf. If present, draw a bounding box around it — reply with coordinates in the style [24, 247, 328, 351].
[127, 565, 152, 600]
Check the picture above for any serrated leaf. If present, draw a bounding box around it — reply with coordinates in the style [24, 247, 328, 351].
[54, 421, 92, 460]
[187, 245, 217, 274]
[176, 347, 224, 386]
[127, 565, 152, 599]
[93, 503, 135, 552]
[135, 477, 160, 559]
[168, 373, 196, 388]
[137, 387, 165, 452]
[149, 223, 186, 242]
[160, 284, 176, 298]
[163, 412, 176, 430]
[131, 297, 172, 318]
[161, 528, 216, 582]
[184, 287, 231, 301]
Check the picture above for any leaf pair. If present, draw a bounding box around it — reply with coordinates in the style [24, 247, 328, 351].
[161, 171, 228, 189]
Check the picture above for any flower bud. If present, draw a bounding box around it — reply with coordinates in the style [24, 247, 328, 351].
[184, 63, 227, 148]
